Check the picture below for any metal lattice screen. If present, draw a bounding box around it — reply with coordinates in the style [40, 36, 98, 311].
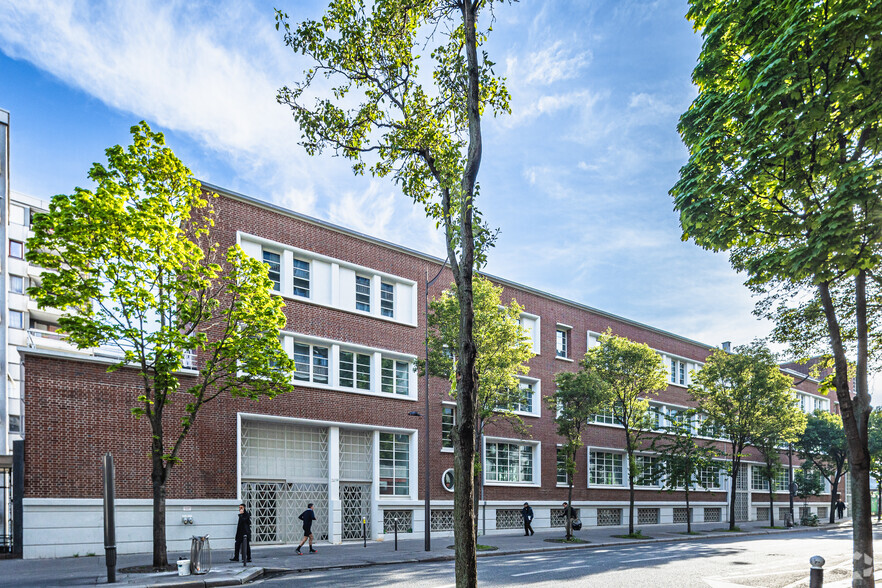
[430, 510, 454, 532]
[242, 481, 329, 542]
[550, 508, 580, 528]
[384, 510, 413, 533]
[597, 508, 622, 526]
[779, 507, 790, 522]
[756, 507, 770, 522]
[495, 509, 522, 530]
[734, 469, 749, 522]
[703, 508, 721, 522]
[673, 508, 691, 524]
[637, 508, 659, 525]
[340, 430, 373, 482]
[818, 507, 828, 520]
[341, 483, 372, 540]
[800, 506, 811, 520]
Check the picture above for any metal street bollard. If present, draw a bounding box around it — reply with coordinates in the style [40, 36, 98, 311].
[363, 517, 367, 548]
[394, 518, 398, 551]
[809, 555, 825, 588]
[242, 534, 249, 568]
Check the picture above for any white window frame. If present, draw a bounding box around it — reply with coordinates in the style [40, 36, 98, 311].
[380, 281, 394, 318]
[9, 275, 26, 295]
[381, 357, 410, 396]
[9, 310, 25, 330]
[556, 445, 570, 487]
[634, 454, 663, 488]
[441, 402, 455, 453]
[262, 249, 282, 292]
[588, 448, 624, 487]
[379, 431, 411, 497]
[290, 340, 330, 385]
[556, 325, 572, 360]
[292, 257, 311, 298]
[483, 436, 541, 487]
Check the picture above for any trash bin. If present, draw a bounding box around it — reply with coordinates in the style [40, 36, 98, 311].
[177, 559, 190, 576]
[189, 535, 211, 575]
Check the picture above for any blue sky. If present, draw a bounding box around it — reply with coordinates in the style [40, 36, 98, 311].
[0, 0, 772, 354]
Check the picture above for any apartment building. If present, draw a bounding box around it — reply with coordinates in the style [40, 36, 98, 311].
[13, 182, 838, 558]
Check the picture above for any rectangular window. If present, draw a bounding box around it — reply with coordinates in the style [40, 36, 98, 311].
[751, 466, 770, 491]
[485, 442, 534, 483]
[8, 415, 21, 433]
[9, 240, 23, 259]
[697, 465, 720, 489]
[379, 433, 409, 496]
[380, 282, 394, 318]
[648, 405, 665, 429]
[355, 275, 371, 312]
[381, 358, 410, 396]
[9, 204, 26, 226]
[671, 359, 686, 385]
[556, 447, 569, 485]
[291, 342, 330, 384]
[10, 275, 25, 294]
[635, 455, 662, 487]
[263, 250, 281, 291]
[292, 258, 310, 298]
[592, 407, 616, 424]
[590, 451, 623, 486]
[775, 469, 789, 492]
[509, 383, 534, 413]
[441, 406, 455, 449]
[556, 329, 569, 358]
[340, 350, 371, 390]
[9, 310, 24, 330]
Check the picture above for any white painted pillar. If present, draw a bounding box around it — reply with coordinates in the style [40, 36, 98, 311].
[329, 426, 341, 544]
[372, 430, 382, 539]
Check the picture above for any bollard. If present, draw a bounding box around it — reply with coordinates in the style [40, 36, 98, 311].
[394, 518, 398, 551]
[242, 535, 249, 568]
[809, 555, 825, 588]
[363, 517, 367, 548]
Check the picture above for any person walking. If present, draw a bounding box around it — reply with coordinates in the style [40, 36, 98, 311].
[836, 499, 846, 519]
[521, 502, 534, 536]
[230, 503, 251, 562]
[562, 501, 578, 529]
[296, 503, 318, 554]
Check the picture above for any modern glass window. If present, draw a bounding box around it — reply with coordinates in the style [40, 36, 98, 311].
[291, 342, 330, 384]
[263, 250, 281, 291]
[697, 465, 721, 489]
[380, 282, 394, 317]
[589, 451, 623, 486]
[556, 329, 569, 358]
[8, 310, 24, 330]
[381, 358, 410, 395]
[9, 275, 25, 294]
[441, 406, 455, 449]
[751, 466, 770, 491]
[9, 240, 23, 260]
[671, 359, 687, 385]
[485, 442, 534, 483]
[292, 258, 310, 298]
[8, 415, 21, 433]
[635, 455, 663, 487]
[340, 350, 371, 390]
[379, 432, 410, 496]
[355, 275, 371, 312]
[556, 447, 569, 485]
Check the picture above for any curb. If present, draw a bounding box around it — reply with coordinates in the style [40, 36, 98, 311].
[233, 524, 841, 582]
[136, 567, 264, 588]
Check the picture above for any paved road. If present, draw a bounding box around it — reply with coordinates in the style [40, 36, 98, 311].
[255, 527, 865, 587]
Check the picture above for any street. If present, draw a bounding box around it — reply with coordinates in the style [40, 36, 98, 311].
[256, 527, 863, 587]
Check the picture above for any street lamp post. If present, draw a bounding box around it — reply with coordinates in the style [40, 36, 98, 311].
[421, 256, 449, 552]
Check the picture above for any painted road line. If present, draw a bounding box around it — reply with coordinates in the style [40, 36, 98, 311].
[511, 565, 586, 577]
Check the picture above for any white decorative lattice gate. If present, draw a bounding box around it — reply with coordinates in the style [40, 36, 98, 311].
[240, 419, 330, 543]
[734, 468, 749, 522]
[339, 430, 373, 541]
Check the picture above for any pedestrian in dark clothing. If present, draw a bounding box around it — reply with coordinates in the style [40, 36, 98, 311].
[521, 502, 534, 536]
[296, 503, 317, 554]
[836, 500, 846, 519]
[230, 503, 251, 562]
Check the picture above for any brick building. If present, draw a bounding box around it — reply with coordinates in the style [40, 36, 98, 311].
[17, 184, 837, 558]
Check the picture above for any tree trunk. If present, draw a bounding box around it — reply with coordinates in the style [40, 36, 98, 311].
[685, 487, 691, 534]
[627, 452, 636, 535]
[728, 458, 740, 531]
[152, 456, 168, 569]
[830, 473, 839, 525]
[768, 479, 775, 527]
[566, 482, 574, 540]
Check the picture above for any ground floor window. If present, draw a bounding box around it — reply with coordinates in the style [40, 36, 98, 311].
[379, 432, 410, 496]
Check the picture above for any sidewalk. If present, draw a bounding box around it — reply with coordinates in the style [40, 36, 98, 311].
[0, 518, 852, 587]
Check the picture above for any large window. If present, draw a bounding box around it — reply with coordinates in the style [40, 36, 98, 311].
[441, 406, 455, 449]
[591, 407, 617, 425]
[340, 351, 371, 390]
[379, 433, 410, 496]
[507, 383, 535, 414]
[381, 358, 409, 396]
[589, 451, 623, 486]
[775, 468, 789, 492]
[485, 442, 534, 483]
[556, 447, 569, 485]
[292, 258, 310, 298]
[635, 455, 663, 487]
[263, 250, 281, 291]
[355, 275, 371, 312]
[556, 329, 569, 358]
[697, 465, 721, 489]
[291, 342, 330, 384]
[751, 466, 770, 491]
[380, 282, 394, 318]
[671, 359, 686, 385]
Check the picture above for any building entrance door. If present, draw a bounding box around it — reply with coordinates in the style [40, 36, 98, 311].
[341, 483, 371, 540]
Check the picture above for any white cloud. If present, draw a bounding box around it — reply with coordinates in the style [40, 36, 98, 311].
[506, 40, 592, 86]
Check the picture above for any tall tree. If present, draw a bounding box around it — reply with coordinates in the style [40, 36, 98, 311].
[650, 410, 719, 534]
[582, 330, 668, 535]
[425, 275, 534, 531]
[275, 2, 510, 583]
[689, 342, 798, 531]
[27, 123, 295, 568]
[797, 411, 850, 524]
[753, 404, 806, 528]
[548, 368, 612, 539]
[671, 1, 882, 582]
